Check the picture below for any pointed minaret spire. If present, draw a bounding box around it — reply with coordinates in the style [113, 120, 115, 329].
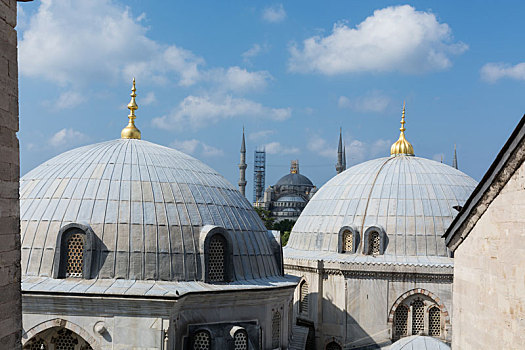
[452, 144, 458, 169]
[238, 127, 247, 196]
[121, 78, 141, 140]
[336, 127, 344, 174]
[343, 143, 347, 171]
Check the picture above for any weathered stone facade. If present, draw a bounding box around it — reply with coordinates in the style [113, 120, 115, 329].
[445, 116, 525, 349]
[0, 0, 21, 348]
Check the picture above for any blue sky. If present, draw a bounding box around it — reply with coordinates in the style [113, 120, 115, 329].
[17, 0, 525, 201]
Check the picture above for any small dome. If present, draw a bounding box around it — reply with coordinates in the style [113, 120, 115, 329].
[20, 139, 280, 281]
[390, 336, 450, 350]
[275, 173, 314, 187]
[286, 155, 477, 258]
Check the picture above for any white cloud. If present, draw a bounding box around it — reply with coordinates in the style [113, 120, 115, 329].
[19, 0, 203, 87]
[338, 91, 391, 113]
[152, 95, 291, 130]
[170, 139, 224, 157]
[54, 91, 86, 110]
[307, 135, 335, 158]
[208, 66, 272, 92]
[265, 141, 300, 155]
[289, 5, 467, 75]
[262, 4, 286, 23]
[141, 92, 157, 106]
[480, 62, 525, 82]
[49, 128, 89, 148]
[249, 129, 275, 142]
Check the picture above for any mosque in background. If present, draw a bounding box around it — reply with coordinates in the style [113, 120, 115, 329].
[20, 81, 297, 350]
[282, 104, 478, 349]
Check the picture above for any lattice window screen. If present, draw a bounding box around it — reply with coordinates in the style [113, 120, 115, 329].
[54, 329, 78, 350]
[234, 331, 248, 350]
[394, 305, 408, 340]
[369, 231, 380, 255]
[25, 339, 46, 350]
[325, 341, 342, 350]
[411, 300, 425, 335]
[343, 231, 353, 252]
[208, 235, 225, 282]
[193, 331, 210, 350]
[428, 306, 441, 336]
[300, 281, 309, 314]
[272, 311, 281, 348]
[66, 233, 85, 277]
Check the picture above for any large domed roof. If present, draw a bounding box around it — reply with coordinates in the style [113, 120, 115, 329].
[20, 138, 280, 281]
[285, 155, 477, 259]
[275, 173, 314, 187]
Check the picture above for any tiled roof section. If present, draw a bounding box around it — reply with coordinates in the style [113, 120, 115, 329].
[20, 139, 279, 281]
[286, 156, 477, 259]
[21, 275, 298, 298]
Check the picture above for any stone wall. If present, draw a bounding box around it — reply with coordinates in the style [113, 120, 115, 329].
[453, 160, 525, 349]
[0, 0, 21, 349]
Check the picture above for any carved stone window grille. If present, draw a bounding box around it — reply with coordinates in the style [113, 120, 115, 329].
[326, 341, 342, 350]
[66, 233, 84, 277]
[300, 281, 309, 314]
[208, 235, 226, 282]
[369, 231, 380, 255]
[429, 306, 441, 336]
[234, 331, 248, 350]
[272, 311, 281, 348]
[343, 230, 353, 253]
[25, 338, 46, 350]
[193, 330, 210, 350]
[53, 328, 78, 350]
[394, 305, 408, 340]
[411, 300, 425, 335]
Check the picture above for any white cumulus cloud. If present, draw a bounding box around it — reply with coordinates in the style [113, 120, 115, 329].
[49, 128, 89, 148]
[289, 5, 467, 75]
[54, 91, 86, 110]
[207, 66, 272, 93]
[249, 129, 275, 142]
[480, 62, 525, 82]
[262, 4, 286, 23]
[338, 91, 391, 113]
[170, 139, 224, 157]
[264, 141, 300, 155]
[152, 95, 291, 131]
[19, 0, 203, 87]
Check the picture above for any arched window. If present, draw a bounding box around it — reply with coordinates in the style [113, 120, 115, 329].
[234, 330, 248, 350]
[66, 232, 85, 277]
[369, 231, 380, 255]
[193, 330, 210, 350]
[342, 230, 353, 253]
[393, 305, 408, 340]
[299, 280, 309, 315]
[272, 311, 281, 348]
[24, 338, 46, 350]
[208, 235, 226, 282]
[428, 306, 441, 336]
[326, 341, 342, 350]
[411, 300, 425, 335]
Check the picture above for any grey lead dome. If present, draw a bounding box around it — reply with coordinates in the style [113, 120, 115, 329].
[286, 155, 477, 258]
[20, 139, 280, 281]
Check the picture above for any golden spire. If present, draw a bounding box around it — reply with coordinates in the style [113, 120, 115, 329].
[390, 101, 414, 156]
[121, 78, 141, 140]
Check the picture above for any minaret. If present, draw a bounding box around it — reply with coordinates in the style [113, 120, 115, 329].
[452, 144, 458, 169]
[343, 143, 347, 171]
[121, 78, 141, 140]
[238, 127, 247, 196]
[336, 128, 344, 174]
[390, 101, 414, 156]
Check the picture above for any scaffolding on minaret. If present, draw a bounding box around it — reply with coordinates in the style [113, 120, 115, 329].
[253, 149, 266, 204]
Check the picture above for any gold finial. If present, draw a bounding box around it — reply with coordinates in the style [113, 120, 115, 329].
[390, 101, 414, 156]
[121, 78, 141, 140]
